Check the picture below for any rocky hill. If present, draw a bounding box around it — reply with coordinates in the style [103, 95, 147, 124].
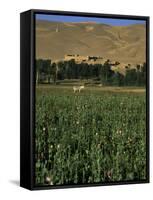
[36, 20, 146, 65]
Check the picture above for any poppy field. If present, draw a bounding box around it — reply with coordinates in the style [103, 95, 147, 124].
[35, 86, 146, 186]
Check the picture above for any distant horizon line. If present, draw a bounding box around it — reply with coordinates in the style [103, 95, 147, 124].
[36, 19, 145, 27]
[36, 14, 146, 26]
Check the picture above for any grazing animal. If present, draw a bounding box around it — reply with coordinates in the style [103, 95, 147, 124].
[73, 85, 85, 93]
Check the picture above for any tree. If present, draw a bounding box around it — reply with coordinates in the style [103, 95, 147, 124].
[138, 63, 146, 86]
[36, 59, 51, 84]
[93, 64, 101, 78]
[69, 59, 77, 79]
[36, 59, 43, 85]
[124, 68, 137, 86]
[46, 60, 52, 83]
[51, 62, 57, 84]
[101, 61, 114, 85]
[57, 61, 65, 80]
[79, 63, 89, 79]
[112, 72, 124, 86]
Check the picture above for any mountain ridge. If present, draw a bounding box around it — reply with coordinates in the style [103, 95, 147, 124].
[36, 20, 146, 64]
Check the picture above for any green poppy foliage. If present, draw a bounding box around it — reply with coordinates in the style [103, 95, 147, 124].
[35, 87, 146, 186]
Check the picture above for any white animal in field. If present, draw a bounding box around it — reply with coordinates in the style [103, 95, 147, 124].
[73, 85, 85, 93]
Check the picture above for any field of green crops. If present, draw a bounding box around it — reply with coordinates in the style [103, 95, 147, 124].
[35, 86, 146, 186]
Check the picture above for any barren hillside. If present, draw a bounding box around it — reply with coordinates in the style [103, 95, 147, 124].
[36, 20, 146, 64]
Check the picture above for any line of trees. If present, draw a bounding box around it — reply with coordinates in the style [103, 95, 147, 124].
[36, 59, 146, 86]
